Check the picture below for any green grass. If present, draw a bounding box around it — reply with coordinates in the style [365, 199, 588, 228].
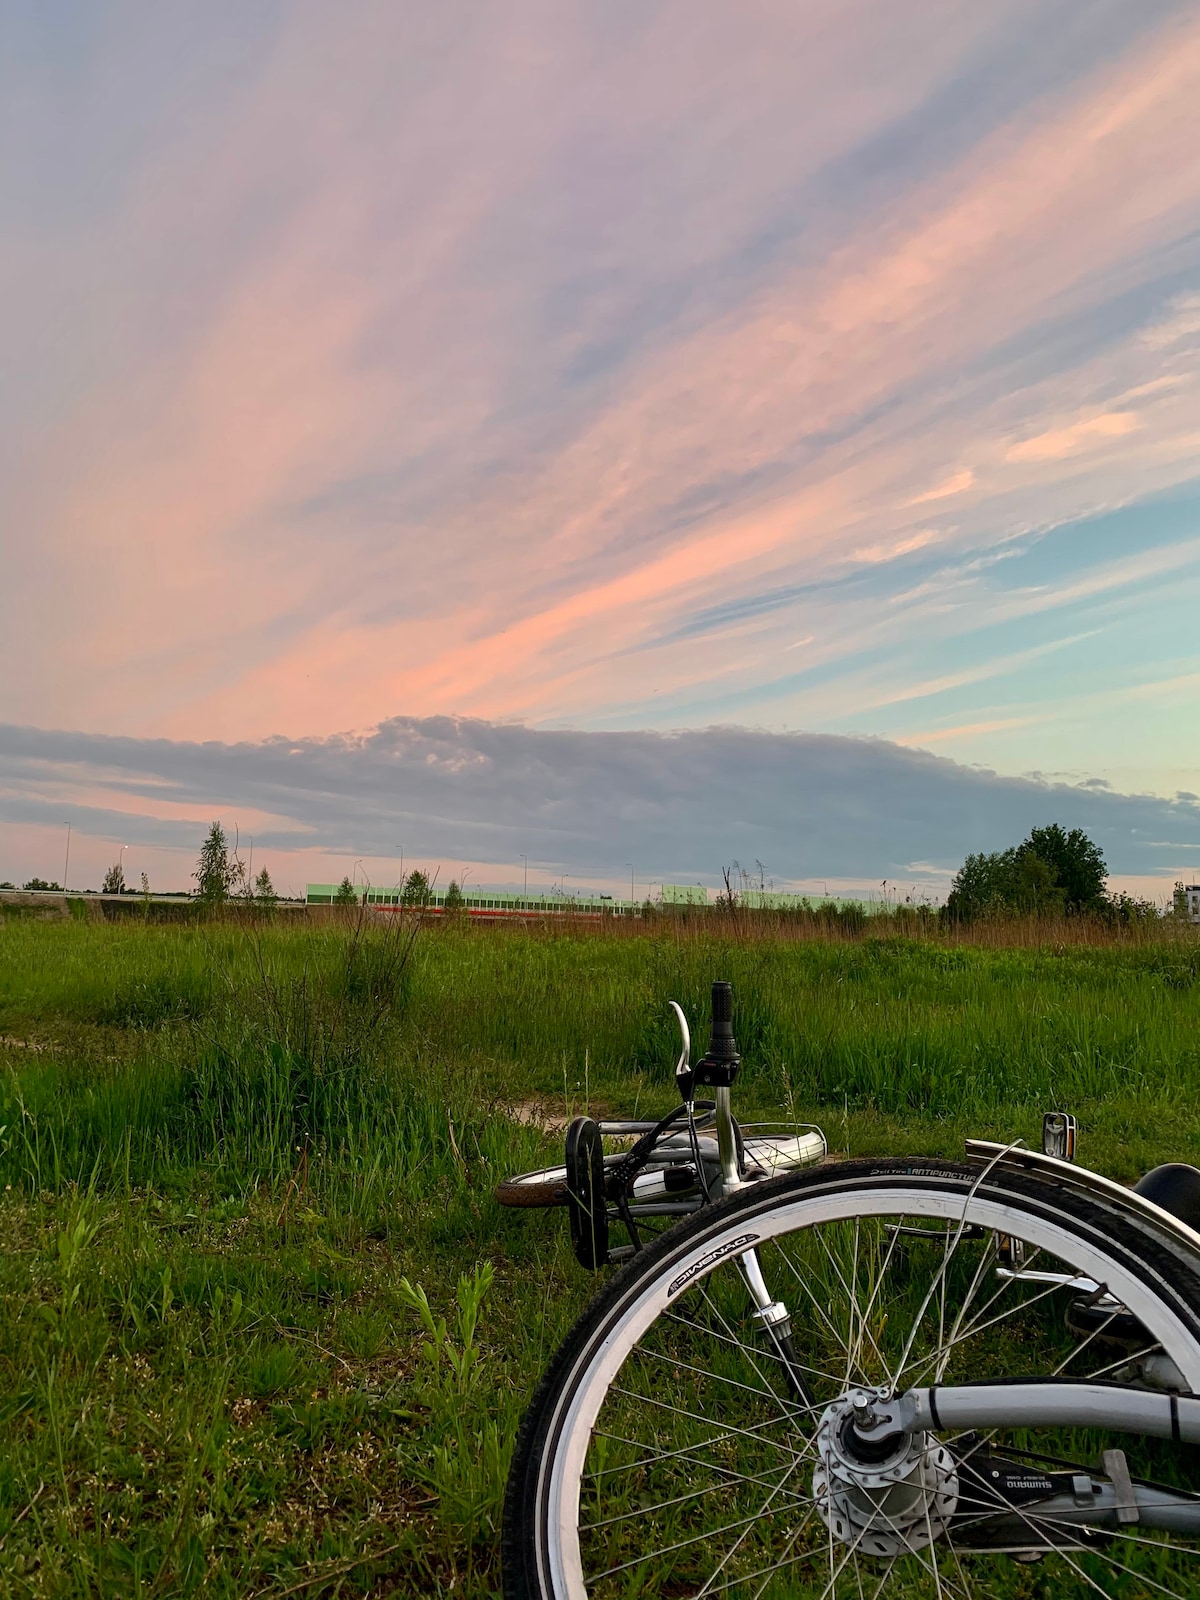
[1, 912, 1199, 1595]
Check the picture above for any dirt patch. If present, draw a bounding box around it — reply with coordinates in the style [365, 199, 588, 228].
[507, 1100, 572, 1133]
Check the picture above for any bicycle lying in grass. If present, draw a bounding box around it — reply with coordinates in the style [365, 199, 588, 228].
[498, 981, 1200, 1597]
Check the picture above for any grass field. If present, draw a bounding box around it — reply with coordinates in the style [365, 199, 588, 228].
[1, 910, 1199, 1596]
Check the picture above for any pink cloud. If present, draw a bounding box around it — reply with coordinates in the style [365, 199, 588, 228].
[906, 470, 974, 505]
[1006, 410, 1140, 462]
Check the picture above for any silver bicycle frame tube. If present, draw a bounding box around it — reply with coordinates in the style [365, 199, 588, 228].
[715, 1085, 740, 1195]
[883, 1382, 1200, 1442]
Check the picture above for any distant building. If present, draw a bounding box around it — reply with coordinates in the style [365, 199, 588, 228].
[1187, 885, 1200, 924]
[304, 884, 626, 916]
[304, 880, 883, 916]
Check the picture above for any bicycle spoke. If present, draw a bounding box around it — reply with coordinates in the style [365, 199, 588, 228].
[694, 1279, 793, 1400]
[662, 1308, 846, 1389]
[689, 1450, 808, 1598]
[583, 1455, 816, 1531]
[589, 1467, 804, 1584]
[586, 1408, 818, 1485]
[629, 1341, 821, 1415]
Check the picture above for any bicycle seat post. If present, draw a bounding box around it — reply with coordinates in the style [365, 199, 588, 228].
[694, 980, 741, 1195]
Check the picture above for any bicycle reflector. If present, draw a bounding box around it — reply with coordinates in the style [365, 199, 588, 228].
[694, 980, 741, 1089]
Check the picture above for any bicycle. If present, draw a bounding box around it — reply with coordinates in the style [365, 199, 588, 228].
[499, 981, 1200, 1597]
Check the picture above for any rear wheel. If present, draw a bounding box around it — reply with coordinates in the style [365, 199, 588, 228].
[504, 1158, 1200, 1598]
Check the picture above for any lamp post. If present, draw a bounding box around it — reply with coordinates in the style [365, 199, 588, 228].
[120, 844, 128, 892]
[626, 863, 633, 916]
[354, 859, 365, 903]
[520, 853, 528, 899]
[62, 824, 71, 894]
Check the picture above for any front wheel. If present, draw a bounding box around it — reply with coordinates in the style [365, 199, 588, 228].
[504, 1158, 1200, 1598]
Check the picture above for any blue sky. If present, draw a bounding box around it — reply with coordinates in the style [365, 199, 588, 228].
[2, 2, 1199, 892]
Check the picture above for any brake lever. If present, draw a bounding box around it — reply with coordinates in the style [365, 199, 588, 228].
[669, 1000, 693, 1103]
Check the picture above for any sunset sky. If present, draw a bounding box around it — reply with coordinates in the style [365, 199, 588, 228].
[3, 2, 1200, 898]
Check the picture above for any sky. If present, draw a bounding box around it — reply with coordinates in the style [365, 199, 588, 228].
[3, 1, 1200, 897]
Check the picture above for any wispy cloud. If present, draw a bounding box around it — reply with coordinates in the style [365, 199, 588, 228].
[2, 2, 1200, 804]
[907, 470, 975, 505]
[1006, 410, 1140, 462]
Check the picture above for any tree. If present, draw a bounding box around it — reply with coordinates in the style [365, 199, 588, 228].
[401, 869, 431, 907]
[946, 824, 1108, 921]
[1022, 824, 1107, 914]
[333, 876, 358, 907]
[23, 877, 61, 892]
[101, 862, 125, 895]
[1010, 849, 1066, 915]
[194, 822, 241, 905]
[254, 867, 277, 909]
[944, 850, 1015, 921]
[442, 879, 464, 915]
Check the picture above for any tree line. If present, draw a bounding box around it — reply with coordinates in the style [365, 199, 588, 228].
[945, 822, 1188, 924]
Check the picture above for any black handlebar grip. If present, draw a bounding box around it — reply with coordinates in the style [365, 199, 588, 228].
[711, 981, 733, 1045]
[695, 980, 740, 1084]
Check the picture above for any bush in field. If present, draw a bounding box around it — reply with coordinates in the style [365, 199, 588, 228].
[947, 824, 1109, 921]
[253, 866, 277, 910]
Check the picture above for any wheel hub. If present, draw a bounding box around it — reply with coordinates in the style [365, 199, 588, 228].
[813, 1388, 959, 1557]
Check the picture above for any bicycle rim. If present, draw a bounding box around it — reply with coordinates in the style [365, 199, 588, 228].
[506, 1159, 1200, 1599]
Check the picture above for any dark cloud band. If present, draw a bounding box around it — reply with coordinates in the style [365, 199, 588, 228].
[1, 717, 1196, 883]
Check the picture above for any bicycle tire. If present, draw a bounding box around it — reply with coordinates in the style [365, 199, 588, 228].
[496, 1153, 630, 1210]
[504, 1156, 1200, 1599]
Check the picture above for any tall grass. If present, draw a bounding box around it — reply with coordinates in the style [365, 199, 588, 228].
[2, 915, 1199, 1192]
[1, 910, 1199, 1594]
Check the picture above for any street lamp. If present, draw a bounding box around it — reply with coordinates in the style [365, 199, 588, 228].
[626, 863, 634, 915]
[120, 844, 128, 890]
[520, 853, 528, 900]
[62, 823, 71, 894]
[354, 859, 366, 903]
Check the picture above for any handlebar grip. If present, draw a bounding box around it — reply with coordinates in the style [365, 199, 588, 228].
[711, 980, 733, 1044]
[695, 979, 740, 1085]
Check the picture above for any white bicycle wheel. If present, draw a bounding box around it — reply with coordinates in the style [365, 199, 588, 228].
[504, 1158, 1200, 1598]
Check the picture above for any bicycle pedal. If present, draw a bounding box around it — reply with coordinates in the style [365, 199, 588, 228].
[1042, 1111, 1077, 1161]
[565, 1116, 610, 1271]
